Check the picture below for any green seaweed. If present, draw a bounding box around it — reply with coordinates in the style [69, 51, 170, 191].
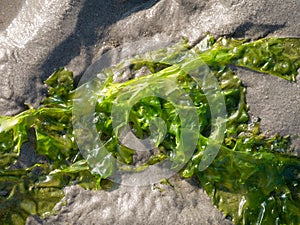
[0, 35, 299, 224]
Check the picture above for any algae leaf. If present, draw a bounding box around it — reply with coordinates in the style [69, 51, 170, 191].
[0, 35, 299, 225]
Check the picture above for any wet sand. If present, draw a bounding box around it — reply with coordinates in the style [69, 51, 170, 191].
[0, 0, 24, 31]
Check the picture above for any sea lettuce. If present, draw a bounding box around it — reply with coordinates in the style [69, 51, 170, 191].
[0, 35, 299, 224]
